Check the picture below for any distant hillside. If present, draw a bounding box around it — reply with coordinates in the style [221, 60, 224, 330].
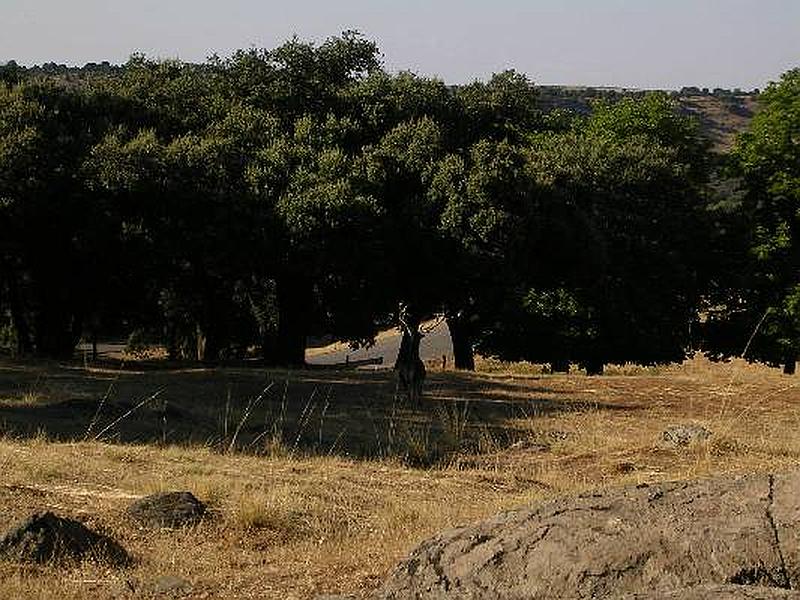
[677, 93, 757, 151]
[538, 85, 758, 151]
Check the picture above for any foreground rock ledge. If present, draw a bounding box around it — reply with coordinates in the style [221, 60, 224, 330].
[614, 584, 800, 599]
[374, 471, 800, 599]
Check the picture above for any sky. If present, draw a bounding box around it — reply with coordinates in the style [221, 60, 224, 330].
[1, 0, 798, 90]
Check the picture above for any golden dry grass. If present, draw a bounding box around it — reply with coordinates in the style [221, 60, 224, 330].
[0, 354, 798, 599]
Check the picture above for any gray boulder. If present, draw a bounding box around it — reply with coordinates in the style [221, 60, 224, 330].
[0, 511, 130, 565]
[127, 491, 206, 528]
[374, 471, 800, 599]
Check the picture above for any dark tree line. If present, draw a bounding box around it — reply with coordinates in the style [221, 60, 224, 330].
[0, 35, 797, 379]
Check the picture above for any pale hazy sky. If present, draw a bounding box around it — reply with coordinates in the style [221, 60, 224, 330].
[1, 0, 798, 90]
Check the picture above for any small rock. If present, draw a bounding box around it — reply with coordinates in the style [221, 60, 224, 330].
[0, 511, 130, 565]
[127, 491, 206, 528]
[662, 424, 711, 447]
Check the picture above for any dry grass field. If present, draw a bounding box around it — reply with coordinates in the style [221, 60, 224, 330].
[679, 94, 758, 151]
[0, 354, 798, 599]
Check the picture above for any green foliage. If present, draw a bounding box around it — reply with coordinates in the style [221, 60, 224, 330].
[0, 78, 124, 357]
[703, 69, 800, 370]
[348, 71, 456, 144]
[456, 70, 541, 143]
[1, 33, 790, 377]
[436, 93, 710, 370]
[222, 31, 380, 125]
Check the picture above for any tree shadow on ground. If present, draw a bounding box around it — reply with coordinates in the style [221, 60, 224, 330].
[0, 357, 642, 465]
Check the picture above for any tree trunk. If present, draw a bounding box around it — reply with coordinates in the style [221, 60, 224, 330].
[583, 358, 604, 376]
[27, 258, 81, 359]
[550, 358, 570, 373]
[34, 318, 77, 358]
[195, 324, 207, 363]
[446, 315, 475, 371]
[784, 358, 797, 375]
[165, 322, 178, 361]
[262, 329, 278, 365]
[33, 293, 79, 359]
[271, 273, 309, 367]
[195, 301, 221, 364]
[4, 265, 33, 356]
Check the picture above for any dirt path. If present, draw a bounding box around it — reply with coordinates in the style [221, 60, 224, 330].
[75, 319, 455, 368]
[306, 319, 453, 367]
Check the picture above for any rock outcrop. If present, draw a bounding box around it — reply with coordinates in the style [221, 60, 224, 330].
[375, 471, 800, 599]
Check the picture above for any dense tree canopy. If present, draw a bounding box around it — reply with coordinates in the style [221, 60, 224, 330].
[703, 69, 800, 373]
[0, 34, 797, 383]
[434, 95, 710, 374]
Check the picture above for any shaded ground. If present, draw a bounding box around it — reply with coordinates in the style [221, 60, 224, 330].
[0, 356, 606, 463]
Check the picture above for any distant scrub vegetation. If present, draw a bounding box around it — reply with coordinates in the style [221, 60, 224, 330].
[0, 32, 797, 375]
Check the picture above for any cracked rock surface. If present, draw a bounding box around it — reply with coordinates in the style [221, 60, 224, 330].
[612, 584, 800, 598]
[374, 471, 800, 599]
